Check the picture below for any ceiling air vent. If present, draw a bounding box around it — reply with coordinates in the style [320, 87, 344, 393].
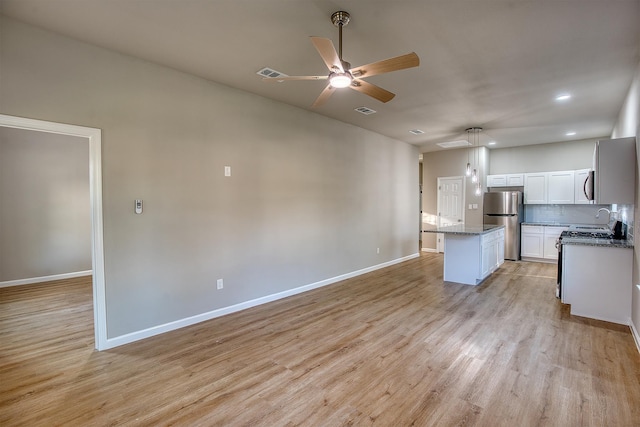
[256, 67, 288, 79]
[355, 106, 377, 115]
[409, 129, 425, 135]
[437, 140, 471, 148]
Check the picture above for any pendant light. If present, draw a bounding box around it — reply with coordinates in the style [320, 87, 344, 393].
[465, 127, 483, 196]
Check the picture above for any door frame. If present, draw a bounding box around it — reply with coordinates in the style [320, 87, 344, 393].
[0, 114, 107, 350]
[436, 176, 466, 253]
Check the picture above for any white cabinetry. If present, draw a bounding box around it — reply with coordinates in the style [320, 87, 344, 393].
[481, 228, 505, 279]
[487, 173, 524, 188]
[574, 169, 592, 204]
[443, 228, 505, 285]
[547, 171, 575, 204]
[521, 225, 567, 261]
[524, 173, 548, 204]
[562, 244, 632, 324]
[521, 225, 544, 258]
[487, 175, 507, 187]
[542, 226, 567, 260]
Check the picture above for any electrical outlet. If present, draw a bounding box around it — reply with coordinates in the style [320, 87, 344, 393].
[216, 279, 223, 290]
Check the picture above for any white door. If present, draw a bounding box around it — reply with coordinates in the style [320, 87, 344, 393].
[437, 176, 464, 252]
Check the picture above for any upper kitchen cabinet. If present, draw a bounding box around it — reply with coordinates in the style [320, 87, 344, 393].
[574, 169, 592, 204]
[487, 173, 524, 188]
[547, 171, 575, 204]
[524, 170, 577, 204]
[591, 137, 636, 205]
[524, 173, 547, 204]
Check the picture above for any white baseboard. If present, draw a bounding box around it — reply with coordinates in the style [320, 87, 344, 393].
[0, 270, 93, 288]
[631, 319, 640, 355]
[422, 247, 437, 253]
[103, 253, 420, 350]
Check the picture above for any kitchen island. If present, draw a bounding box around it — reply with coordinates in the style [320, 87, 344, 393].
[423, 224, 505, 285]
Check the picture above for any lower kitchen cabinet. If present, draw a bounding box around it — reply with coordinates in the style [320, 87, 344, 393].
[562, 244, 632, 324]
[542, 226, 568, 259]
[521, 225, 567, 262]
[521, 225, 544, 258]
[481, 229, 505, 279]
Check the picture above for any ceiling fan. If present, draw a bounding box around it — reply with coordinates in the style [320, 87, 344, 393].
[263, 11, 420, 107]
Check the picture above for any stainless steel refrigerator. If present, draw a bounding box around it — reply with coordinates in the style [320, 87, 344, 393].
[483, 191, 523, 260]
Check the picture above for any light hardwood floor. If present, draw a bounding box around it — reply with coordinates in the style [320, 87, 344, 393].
[1, 254, 639, 426]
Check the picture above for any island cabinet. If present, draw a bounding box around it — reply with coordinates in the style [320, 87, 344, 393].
[443, 227, 505, 285]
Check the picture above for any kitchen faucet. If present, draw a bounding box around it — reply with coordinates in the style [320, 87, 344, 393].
[595, 207, 610, 218]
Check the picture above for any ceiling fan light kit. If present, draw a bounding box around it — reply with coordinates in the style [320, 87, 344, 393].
[329, 72, 352, 88]
[262, 11, 420, 107]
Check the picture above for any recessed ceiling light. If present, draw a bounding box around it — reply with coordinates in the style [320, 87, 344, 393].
[409, 129, 425, 135]
[555, 94, 571, 101]
[566, 131, 576, 136]
[488, 141, 496, 146]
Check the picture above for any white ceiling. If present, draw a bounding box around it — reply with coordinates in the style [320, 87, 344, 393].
[1, 0, 639, 152]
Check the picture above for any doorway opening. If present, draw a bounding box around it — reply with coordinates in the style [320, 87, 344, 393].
[0, 114, 106, 350]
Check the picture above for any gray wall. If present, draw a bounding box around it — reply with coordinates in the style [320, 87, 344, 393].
[612, 59, 640, 337]
[489, 138, 599, 174]
[0, 17, 419, 338]
[0, 127, 91, 281]
[421, 147, 488, 249]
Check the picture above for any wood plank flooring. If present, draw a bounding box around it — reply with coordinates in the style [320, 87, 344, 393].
[1, 254, 639, 426]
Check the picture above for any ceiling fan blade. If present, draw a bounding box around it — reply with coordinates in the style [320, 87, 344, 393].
[350, 52, 420, 79]
[350, 79, 395, 103]
[263, 75, 328, 82]
[312, 84, 337, 108]
[310, 37, 344, 72]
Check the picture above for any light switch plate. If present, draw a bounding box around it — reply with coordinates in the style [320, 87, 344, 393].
[135, 199, 143, 214]
[224, 166, 231, 177]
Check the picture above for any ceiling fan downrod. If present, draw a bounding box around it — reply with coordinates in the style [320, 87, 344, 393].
[331, 11, 350, 62]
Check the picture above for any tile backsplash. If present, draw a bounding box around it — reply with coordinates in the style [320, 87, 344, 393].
[524, 204, 634, 243]
[525, 204, 613, 225]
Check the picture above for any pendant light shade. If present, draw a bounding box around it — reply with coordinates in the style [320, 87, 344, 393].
[465, 127, 483, 195]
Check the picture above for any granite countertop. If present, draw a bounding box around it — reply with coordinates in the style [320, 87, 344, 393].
[561, 237, 633, 249]
[522, 222, 571, 227]
[422, 224, 505, 235]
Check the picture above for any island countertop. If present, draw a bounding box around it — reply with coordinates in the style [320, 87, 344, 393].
[422, 224, 504, 235]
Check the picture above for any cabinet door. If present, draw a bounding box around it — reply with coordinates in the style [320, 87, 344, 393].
[497, 237, 505, 266]
[548, 171, 575, 204]
[506, 174, 524, 186]
[487, 175, 507, 187]
[524, 173, 547, 204]
[543, 234, 560, 259]
[481, 239, 496, 278]
[521, 232, 544, 258]
[574, 169, 592, 204]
